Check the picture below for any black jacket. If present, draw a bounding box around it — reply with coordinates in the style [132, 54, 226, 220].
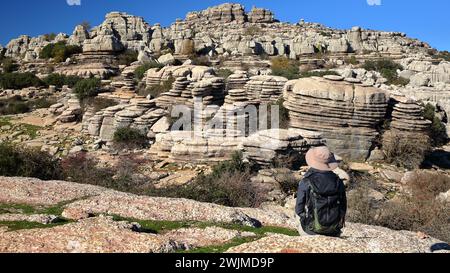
[295, 168, 347, 224]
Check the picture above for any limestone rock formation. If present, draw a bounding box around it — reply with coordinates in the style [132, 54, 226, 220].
[284, 76, 388, 160]
[388, 94, 431, 132]
[243, 129, 324, 167]
[245, 75, 288, 103]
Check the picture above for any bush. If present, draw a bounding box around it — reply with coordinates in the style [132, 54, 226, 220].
[269, 98, 290, 129]
[0, 96, 30, 115]
[40, 42, 82, 63]
[244, 26, 262, 36]
[345, 56, 360, 65]
[61, 152, 116, 187]
[271, 57, 299, 80]
[73, 77, 101, 100]
[113, 127, 148, 149]
[299, 70, 339, 78]
[0, 96, 56, 115]
[140, 77, 174, 98]
[0, 143, 62, 180]
[422, 103, 448, 146]
[134, 62, 163, 80]
[43, 33, 57, 42]
[382, 130, 431, 169]
[0, 72, 43, 89]
[117, 50, 138, 66]
[149, 152, 265, 208]
[191, 55, 210, 66]
[2, 58, 18, 73]
[363, 59, 408, 86]
[43, 73, 82, 88]
[217, 69, 233, 79]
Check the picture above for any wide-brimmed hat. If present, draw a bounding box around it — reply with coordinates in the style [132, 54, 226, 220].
[305, 146, 339, 171]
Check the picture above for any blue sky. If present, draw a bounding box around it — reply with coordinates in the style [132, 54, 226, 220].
[0, 0, 449, 51]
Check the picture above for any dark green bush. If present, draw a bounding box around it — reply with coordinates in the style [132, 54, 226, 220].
[271, 57, 299, 80]
[422, 103, 448, 146]
[39, 42, 82, 63]
[43, 33, 57, 42]
[2, 58, 18, 73]
[217, 69, 233, 79]
[363, 59, 408, 86]
[117, 50, 138, 66]
[73, 77, 101, 100]
[134, 62, 164, 80]
[0, 96, 29, 115]
[140, 77, 174, 98]
[0, 143, 62, 180]
[43, 73, 82, 88]
[0, 72, 43, 89]
[113, 127, 148, 148]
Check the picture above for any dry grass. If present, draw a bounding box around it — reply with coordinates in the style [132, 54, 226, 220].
[382, 131, 431, 169]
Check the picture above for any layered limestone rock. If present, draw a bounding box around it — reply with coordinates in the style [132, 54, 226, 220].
[185, 3, 247, 24]
[243, 129, 324, 167]
[245, 75, 288, 103]
[226, 70, 250, 91]
[4, 35, 53, 61]
[68, 25, 90, 46]
[388, 95, 431, 132]
[248, 7, 275, 23]
[86, 99, 164, 141]
[284, 76, 388, 160]
[146, 65, 215, 87]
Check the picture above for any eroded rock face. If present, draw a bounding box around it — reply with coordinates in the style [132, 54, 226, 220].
[284, 76, 388, 160]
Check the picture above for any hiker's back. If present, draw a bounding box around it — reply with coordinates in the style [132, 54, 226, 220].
[301, 171, 347, 236]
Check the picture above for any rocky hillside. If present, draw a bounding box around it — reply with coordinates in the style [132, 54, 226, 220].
[0, 176, 448, 253]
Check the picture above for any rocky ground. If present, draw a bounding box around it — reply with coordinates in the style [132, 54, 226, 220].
[0, 176, 448, 253]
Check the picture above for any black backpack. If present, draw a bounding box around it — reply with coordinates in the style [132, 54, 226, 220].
[302, 174, 346, 236]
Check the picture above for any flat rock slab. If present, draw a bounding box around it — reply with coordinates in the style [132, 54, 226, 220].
[0, 216, 177, 253]
[0, 177, 108, 206]
[227, 223, 449, 253]
[163, 227, 255, 249]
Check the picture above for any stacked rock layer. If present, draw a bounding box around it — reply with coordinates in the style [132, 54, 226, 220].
[284, 76, 388, 160]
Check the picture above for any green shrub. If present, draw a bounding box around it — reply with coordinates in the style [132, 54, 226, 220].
[0, 143, 62, 180]
[43, 33, 57, 42]
[2, 58, 18, 73]
[363, 59, 408, 86]
[191, 55, 210, 66]
[29, 97, 57, 109]
[345, 56, 360, 65]
[271, 56, 299, 80]
[113, 127, 148, 148]
[39, 42, 82, 63]
[217, 69, 233, 79]
[422, 103, 448, 146]
[244, 26, 262, 36]
[117, 50, 138, 66]
[43, 73, 82, 88]
[134, 62, 164, 80]
[299, 70, 339, 78]
[73, 77, 101, 100]
[0, 72, 43, 89]
[141, 77, 174, 98]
